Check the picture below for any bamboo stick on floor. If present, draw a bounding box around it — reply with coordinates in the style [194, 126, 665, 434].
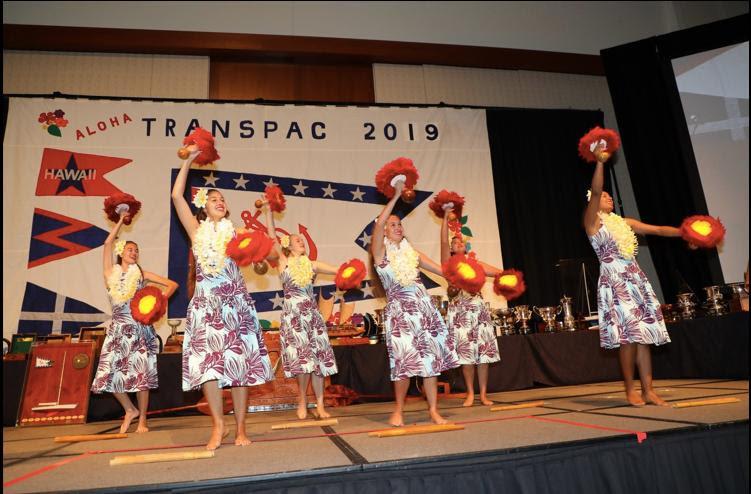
[490, 400, 545, 412]
[54, 433, 128, 443]
[110, 450, 214, 466]
[271, 418, 339, 430]
[672, 397, 740, 408]
[368, 424, 463, 438]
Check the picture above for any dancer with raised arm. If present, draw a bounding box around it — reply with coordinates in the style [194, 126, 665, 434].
[92, 211, 178, 433]
[584, 143, 691, 407]
[440, 207, 501, 407]
[262, 198, 338, 420]
[372, 179, 459, 426]
[171, 150, 273, 449]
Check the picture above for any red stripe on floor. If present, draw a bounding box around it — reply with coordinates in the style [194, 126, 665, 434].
[3, 452, 93, 488]
[530, 416, 647, 443]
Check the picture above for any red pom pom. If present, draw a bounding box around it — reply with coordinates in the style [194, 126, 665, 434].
[103, 193, 142, 225]
[182, 127, 220, 166]
[442, 254, 486, 295]
[493, 269, 526, 300]
[375, 157, 419, 199]
[264, 185, 286, 213]
[130, 286, 167, 325]
[429, 190, 465, 219]
[578, 127, 621, 163]
[225, 231, 274, 267]
[335, 259, 367, 290]
[680, 215, 726, 249]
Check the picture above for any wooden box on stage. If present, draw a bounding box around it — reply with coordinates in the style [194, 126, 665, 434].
[246, 331, 326, 411]
[17, 342, 96, 427]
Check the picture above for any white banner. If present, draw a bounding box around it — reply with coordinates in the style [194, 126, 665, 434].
[3, 97, 504, 342]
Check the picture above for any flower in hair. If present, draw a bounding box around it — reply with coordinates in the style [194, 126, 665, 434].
[114, 240, 126, 257]
[280, 235, 291, 249]
[192, 188, 208, 209]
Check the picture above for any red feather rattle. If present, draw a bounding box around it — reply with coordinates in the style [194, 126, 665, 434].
[442, 254, 486, 295]
[680, 215, 725, 249]
[103, 193, 141, 225]
[578, 127, 621, 163]
[177, 127, 220, 166]
[335, 259, 367, 290]
[493, 269, 526, 301]
[131, 286, 167, 325]
[375, 157, 419, 203]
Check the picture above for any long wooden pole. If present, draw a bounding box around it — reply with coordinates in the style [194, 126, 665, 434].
[271, 418, 339, 430]
[54, 433, 128, 443]
[672, 397, 740, 408]
[110, 450, 214, 466]
[368, 424, 463, 438]
[490, 400, 545, 412]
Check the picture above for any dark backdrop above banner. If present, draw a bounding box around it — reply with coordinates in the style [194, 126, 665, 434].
[486, 107, 607, 307]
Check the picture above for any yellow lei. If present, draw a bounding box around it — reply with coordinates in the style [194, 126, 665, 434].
[193, 218, 234, 275]
[107, 264, 141, 305]
[599, 212, 638, 260]
[287, 255, 314, 287]
[385, 238, 420, 287]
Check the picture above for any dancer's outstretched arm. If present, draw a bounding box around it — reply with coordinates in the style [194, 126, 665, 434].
[170, 149, 202, 241]
[371, 181, 404, 263]
[103, 213, 127, 279]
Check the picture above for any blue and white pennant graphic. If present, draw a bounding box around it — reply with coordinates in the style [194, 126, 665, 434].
[167, 167, 438, 318]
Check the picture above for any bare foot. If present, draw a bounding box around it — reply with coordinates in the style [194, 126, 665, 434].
[135, 421, 149, 433]
[119, 409, 139, 434]
[316, 406, 331, 419]
[296, 403, 308, 420]
[626, 391, 646, 406]
[429, 409, 448, 425]
[462, 394, 475, 407]
[206, 423, 225, 451]
[479, 396, 494, 406]
[388, 412, 404, 427]
[642, 391, 668, 407]
[234, 434, 252, 446]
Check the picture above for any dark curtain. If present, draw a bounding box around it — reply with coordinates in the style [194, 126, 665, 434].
[600, 14, 748, 302]
[487, 108, 607, 306]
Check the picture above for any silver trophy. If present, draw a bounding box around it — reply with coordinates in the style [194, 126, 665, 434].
[493, 308, 516, 336]
[431, 295, 449, 321]
[513, 305, 533, 335]
[703, 285, 726, 316]
[675, 292, 696, 320]
[726, 282, 748, 312]
[560, 295, 577, 331]
[534, 305, 562, 333]
[373, 308, 386, 342]
[164, 319, 183, 353]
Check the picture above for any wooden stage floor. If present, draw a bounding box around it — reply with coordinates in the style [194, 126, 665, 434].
[3, 379, 748, 493]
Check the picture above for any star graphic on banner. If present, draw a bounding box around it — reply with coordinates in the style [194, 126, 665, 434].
[269, 291, 285, 309]
[292, 180, 308, 196]
[56, 154, 88, 195]
[358, 231, 372, 248]
[350, 187, 365, 201]
[322, 184, 337, 198]
[361, 282, 374, 298]
[263, 177, 277, 188]
[333, 289, 345, 302]
[233, 174, 249, 189]
[203, 172, 219, 186]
